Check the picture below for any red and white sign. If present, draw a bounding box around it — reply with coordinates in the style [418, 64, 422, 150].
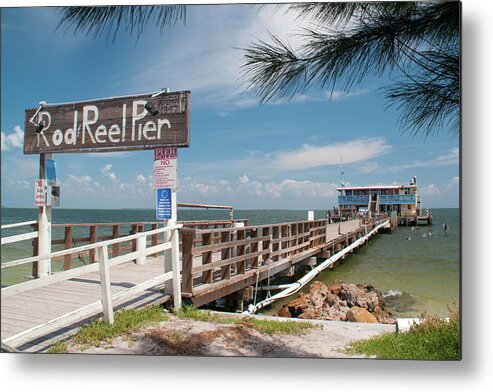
[153, 148, 177, 190]
[34, 179, 46, 206]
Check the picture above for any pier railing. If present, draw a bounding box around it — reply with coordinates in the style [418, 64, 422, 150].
[379, 194, 416, 204]
[1, 224, 182, 348]
[180, 219, 328, 296]
[338, 195, 370, 205]
[4, 219, 247, 277]
[1, 220, 39, 246]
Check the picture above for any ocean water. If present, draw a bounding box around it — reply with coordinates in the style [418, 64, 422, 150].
[1, 207, 460, 317]
[263, 208, 460, 318]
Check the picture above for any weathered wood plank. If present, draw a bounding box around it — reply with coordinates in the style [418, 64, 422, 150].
[236, 230, 246, 275]
[220, 231, 231, 281]
[1, 231, 38, 245]
[201, 232, 213, 284]
[192, 249, 270, 274]
[100, 245, 113, 324]
[89, 226, 97, 263]
[181, 231, 194, 296]
[191, 236, 269, 255]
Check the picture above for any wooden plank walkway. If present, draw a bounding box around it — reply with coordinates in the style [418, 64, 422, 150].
[1, 256, 170, 352]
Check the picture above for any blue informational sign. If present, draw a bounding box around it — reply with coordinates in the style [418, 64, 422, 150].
[156, 188, 172, 220]
[46, 159, 57, 184]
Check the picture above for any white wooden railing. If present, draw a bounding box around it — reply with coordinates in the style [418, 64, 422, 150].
[1, 224, 182, 348]
[1, 220, 38, 246]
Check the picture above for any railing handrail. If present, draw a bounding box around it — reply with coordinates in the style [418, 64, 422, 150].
[1, 224, 182, 270]
[178, 203, 233, 210]
[1, 220, 38, 230]
[183, 218, 328, 234]
[50, 219, 237, 228]
[1, 221, 39, 246]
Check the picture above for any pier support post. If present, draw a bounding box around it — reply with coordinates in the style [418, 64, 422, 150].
[98, 245, 114, 325]
[163, 188, 178, 302]
[171, 226, 182, 312]
[37, 153, 52, 278]
[136, 234, 146, 264]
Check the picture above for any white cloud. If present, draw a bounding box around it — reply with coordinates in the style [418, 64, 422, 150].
[120, 5, 313, 111]
[327, 88, 370, 101]
[358, 162, 379, 174]
[180, 177, 224, 196]
[1, 125, 24, 151]
[68, 174, 92, 183]
[136, 174, 146, 183]
[100, 163, 117, 181]
[446, 176, 460, 192]
[421, 184, 440, 196]
[100, 164, 112, 174]
[264, 179, 338, 200]
[7, 179, 30, 190]
[180, 175, 339, 206]
[390, 148, 459, 172]
[270, 138, 392, 170]
[239, 174, 249, 184]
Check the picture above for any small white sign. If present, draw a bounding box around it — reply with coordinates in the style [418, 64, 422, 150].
[154, 148, 177, 190]
[34, 179, 46, 206]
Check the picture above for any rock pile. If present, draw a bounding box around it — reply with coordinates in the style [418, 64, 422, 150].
[277, 281, 395, 324]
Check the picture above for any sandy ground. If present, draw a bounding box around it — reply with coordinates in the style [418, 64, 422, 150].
[67, 314, 395, 358]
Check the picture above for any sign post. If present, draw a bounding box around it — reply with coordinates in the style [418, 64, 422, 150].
[37, 153, 52, 278]
[154, 147, 180, 310]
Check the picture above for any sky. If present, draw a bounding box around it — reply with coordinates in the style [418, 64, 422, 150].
[0, 3, 460, 210]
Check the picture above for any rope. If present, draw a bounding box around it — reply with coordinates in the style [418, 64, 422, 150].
[266, 269, 272, 299]
[72, 236, 87, 266]
[253, 269, 260, 306]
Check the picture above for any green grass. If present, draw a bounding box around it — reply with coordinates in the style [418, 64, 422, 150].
[176, 305, 237, 324]
[177, 305, 316, 335]
[48, 306, 169, 353]
[346, 307, 460, 360]
[47, 341, 69, 354]
[239, 317, 316, 335]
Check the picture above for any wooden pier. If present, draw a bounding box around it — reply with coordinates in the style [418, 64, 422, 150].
[180, 218, 380, 307]
[1, 216, 390, 352]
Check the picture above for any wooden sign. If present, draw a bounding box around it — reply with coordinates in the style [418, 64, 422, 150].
[24, 91, 190, 154]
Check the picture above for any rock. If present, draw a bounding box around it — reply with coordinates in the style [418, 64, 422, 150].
[357, 283, 376, 292]
[328, 283, 342, 296]
[339, 283, 363, 307]
[280, 281, 394, 324]
[322, 304, 349, 321]
[277, 306, 292, 318]
[325, 293, 341, 307]
[346, 306, 378, 323]
[355, 290, 380, 312]
[286, 295, 311, 317]
[298, 310, 322, 320]
[373, 306, 396, 324]
[308, 281, 330, 307]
